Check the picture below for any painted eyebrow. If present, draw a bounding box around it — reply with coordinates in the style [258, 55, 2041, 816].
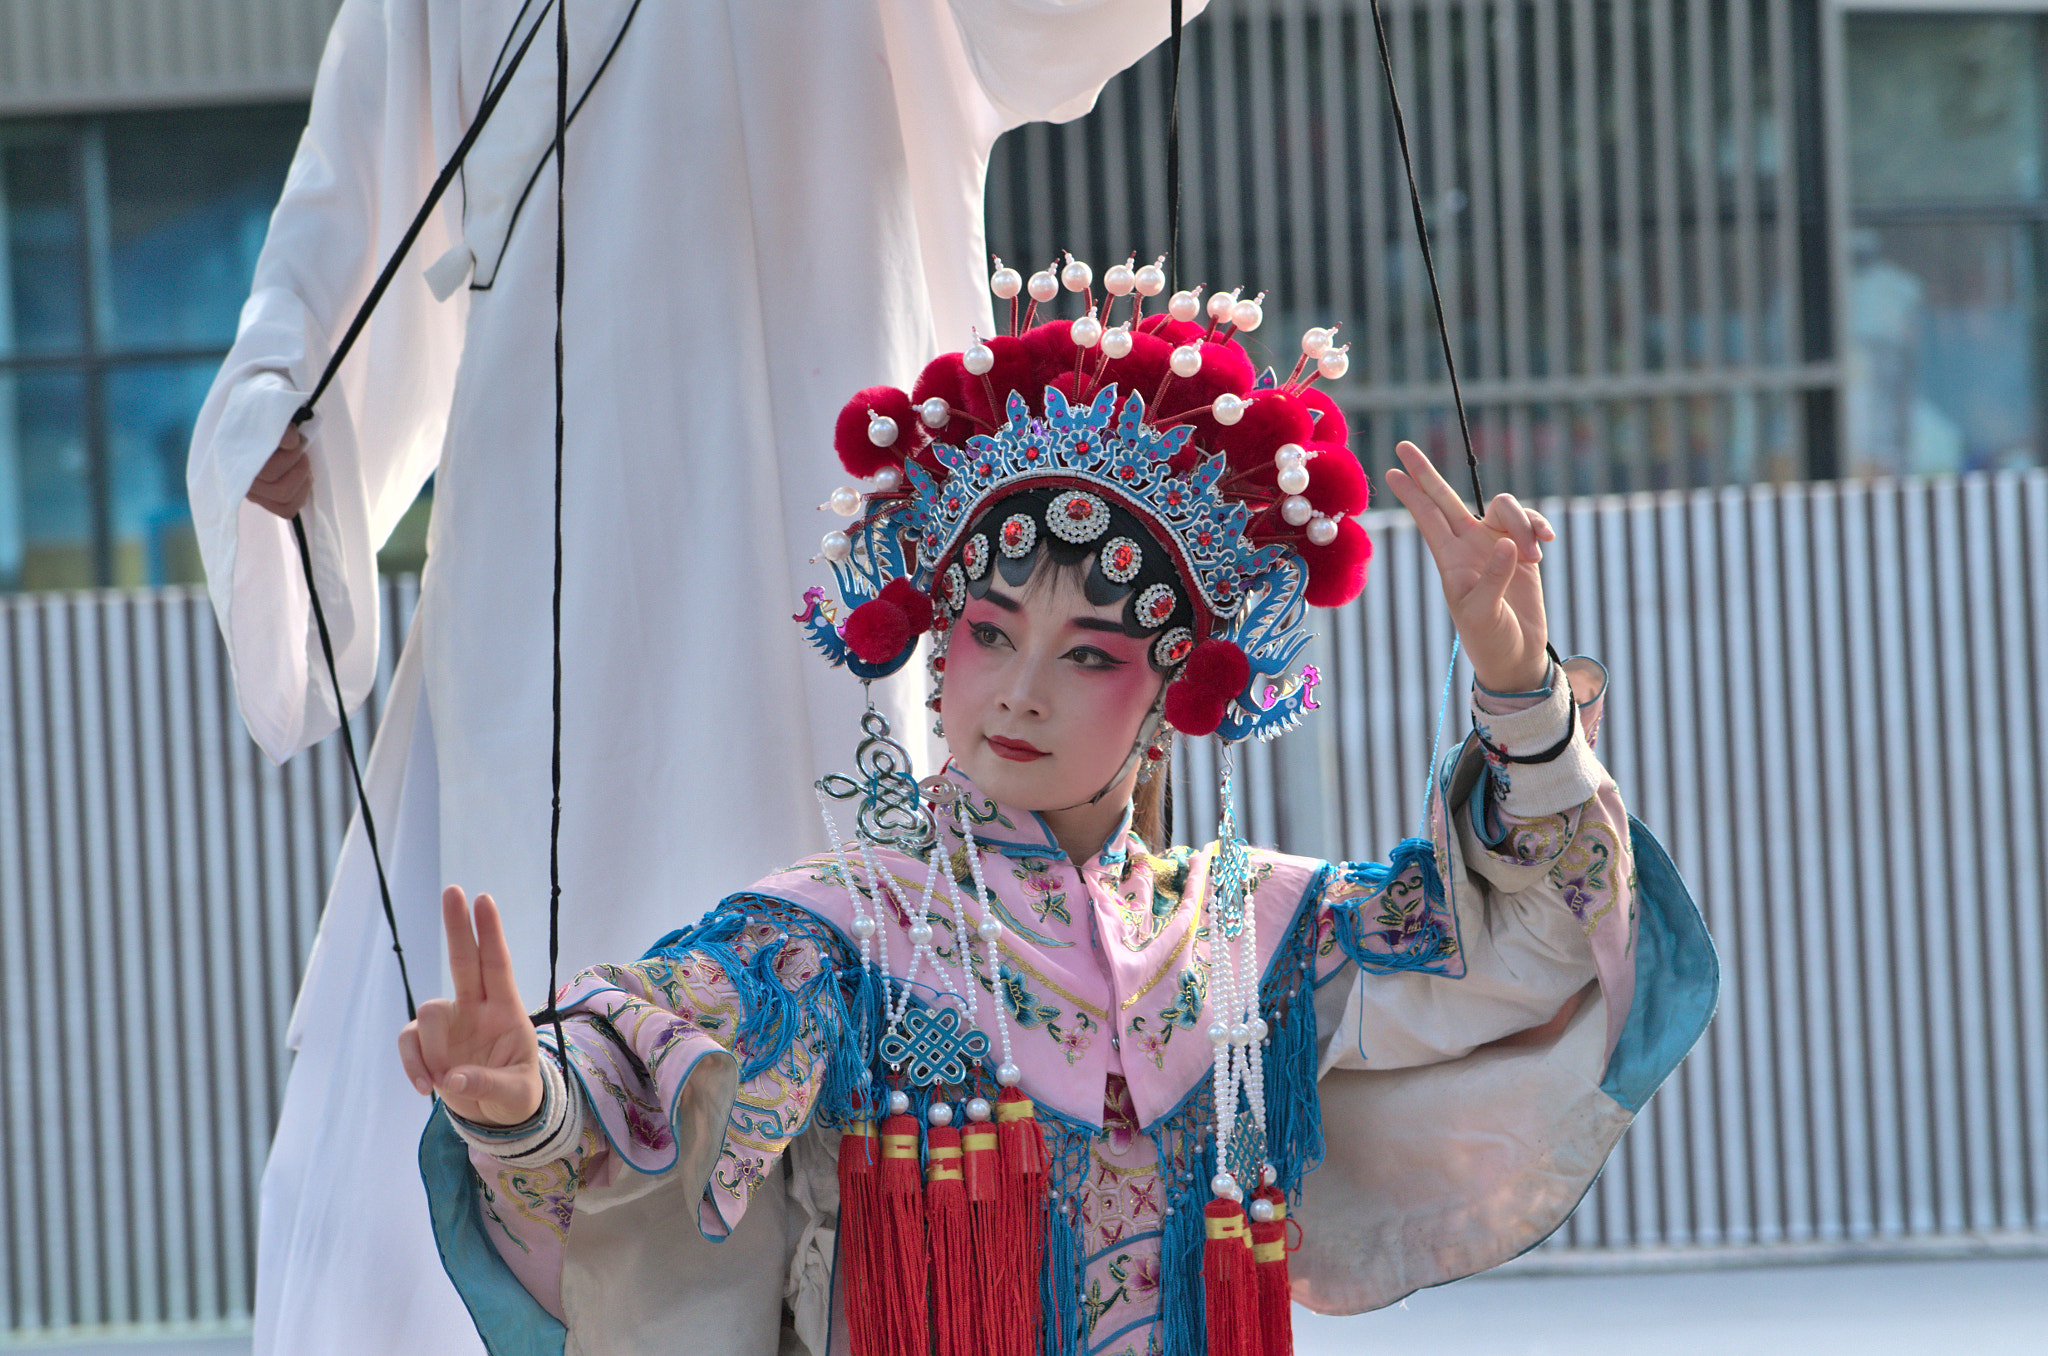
[1070, 618, 1129, 634]
[979, 588, 1021, 612]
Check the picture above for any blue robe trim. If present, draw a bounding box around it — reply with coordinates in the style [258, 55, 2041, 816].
[420, 1101, 568, 1356]
[1602, 816, 1720, 1113]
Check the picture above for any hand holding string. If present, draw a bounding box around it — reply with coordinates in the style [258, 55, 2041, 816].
[397, 887, 544, 1127]
[1384, 440, 1553, 695]
[246, 423, 312, 519]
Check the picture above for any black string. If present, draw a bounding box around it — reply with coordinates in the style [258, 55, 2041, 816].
[291, 3, 551, 426]
[1167, 0, 1184, 292]
[1366, 0, 1562, 673]
[1365, 0, 1484, 514]
[546, 0, 568, 1060]
[277, 3, 552, 1025]
[289, 514, 417, 1020]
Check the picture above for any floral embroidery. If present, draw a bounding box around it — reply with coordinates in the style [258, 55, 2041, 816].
[1126, 966, 1206, 1069]
[1488, 805, 1579, 868]
[1112, 848, 1193, 951]
[1014, 854, 1073, 928]
[1323, 855, 1462, 975]
[1053, 1009, 1097, 1064]
[997, 963, 1062, 1031]
[715, 1147, 769, 1201]
[1103, 1075, 1140, 1154]
[1551, 817, 1624, 936]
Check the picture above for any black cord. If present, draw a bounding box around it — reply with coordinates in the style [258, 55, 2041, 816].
[291, 2, 552, 425]
[1365, 0, 1484, 514]
[290, 514, 417, 1020]
[1167, 0, 1184, 292]
[546, 0, 569, 1061]
[280, 2, 551, 1027]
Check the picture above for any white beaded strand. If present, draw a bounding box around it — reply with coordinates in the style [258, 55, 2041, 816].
[953, 800, 1018, 1083]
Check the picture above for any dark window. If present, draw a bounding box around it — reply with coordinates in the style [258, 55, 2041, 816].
[1, 105, 304, 591]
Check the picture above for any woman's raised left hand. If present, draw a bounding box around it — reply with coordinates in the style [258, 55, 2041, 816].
[1383, 440, 1553, 693]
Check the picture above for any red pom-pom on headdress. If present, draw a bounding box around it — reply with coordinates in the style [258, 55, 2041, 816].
[1299, 386, 1348, 447]
[1301, 445, 1370, 517]
[1164, 639, 1251, 736]
[1209, 391, 1316, 476]
[1137, 314, 1207, 349]
[1298, 516, 1373, 607]
[835, 387, 915, 479]
[878, 577, 936, 634]
[843, 596, 914, 665]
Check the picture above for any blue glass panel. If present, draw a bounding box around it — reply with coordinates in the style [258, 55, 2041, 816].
[105, 360, 216, 587]
[1, 367, 90, 590]
[99, 106, 304, 350]
[2, 131, 85, 357]
[1845, 222, 2041, 475]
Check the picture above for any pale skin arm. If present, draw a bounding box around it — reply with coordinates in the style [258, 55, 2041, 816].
[396, 886, 546, 1127]
[1383, 440, 1554, 694]
[246, 423, 313, 519]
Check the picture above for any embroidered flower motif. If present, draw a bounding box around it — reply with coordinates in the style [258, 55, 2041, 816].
[623, 1100, 673, 1152]
[1124, 1250, 1162, 1301]
[1102, 1074, 1139, 1154]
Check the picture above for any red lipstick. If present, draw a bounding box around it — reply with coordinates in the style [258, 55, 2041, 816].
[987, 736, 1048, 761]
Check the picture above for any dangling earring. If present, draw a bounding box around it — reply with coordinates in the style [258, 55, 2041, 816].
[928, 626, 949, 738]
[1135, 741, 1167, 785]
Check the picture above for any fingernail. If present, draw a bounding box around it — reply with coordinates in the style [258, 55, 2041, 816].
[413, 1079, 431, 1096]
[447, 1072, 468, 1092]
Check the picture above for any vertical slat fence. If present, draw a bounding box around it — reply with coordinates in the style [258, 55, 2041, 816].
[1, 574, 414, 1338]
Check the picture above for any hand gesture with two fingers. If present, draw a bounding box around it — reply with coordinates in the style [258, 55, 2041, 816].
[396, 886, 543, 1128]
[1383, 440, 1554, 695]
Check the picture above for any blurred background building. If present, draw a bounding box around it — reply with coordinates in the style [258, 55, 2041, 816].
[4, 0, 2047, 1346]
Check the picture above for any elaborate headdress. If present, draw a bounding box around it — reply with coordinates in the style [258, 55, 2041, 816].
[799, 253, 1369, 742]
[801, 255, 1367, 1356]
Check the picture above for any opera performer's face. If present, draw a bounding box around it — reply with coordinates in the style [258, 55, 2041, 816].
[941, 558, 1164, 819]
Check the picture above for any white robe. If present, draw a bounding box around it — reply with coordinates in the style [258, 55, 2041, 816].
[184, 2, 1202, 1351]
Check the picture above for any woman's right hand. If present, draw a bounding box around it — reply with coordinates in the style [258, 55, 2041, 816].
[397, 886, 544, 1127]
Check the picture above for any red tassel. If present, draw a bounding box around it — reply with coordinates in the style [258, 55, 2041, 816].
[1202, 1197, 1260, 1356]
[995, 1088, 1048, 1355]
[878, 1113, 930, 1355]
[962, 1122, 1011, 1350]
[925, 1125, 978, 1356]
[837, 1120, 886, 1356]
[1250, 1187, 1294, 1356]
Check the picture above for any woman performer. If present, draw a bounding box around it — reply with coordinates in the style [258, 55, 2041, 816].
[398, 258, 1716, 1356]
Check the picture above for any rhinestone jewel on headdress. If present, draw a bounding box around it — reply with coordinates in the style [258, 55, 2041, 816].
[1136, 583, 1176, 629]
[1100, 537, 1143, 584]
[1154, 627, 1194, 669]
[998, 513, 1037, 558]
[962, 533, 991, 579]
[1046, 490, 1112, 544]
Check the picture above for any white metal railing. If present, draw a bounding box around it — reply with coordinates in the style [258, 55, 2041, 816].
[5, 476, 2047, 1337]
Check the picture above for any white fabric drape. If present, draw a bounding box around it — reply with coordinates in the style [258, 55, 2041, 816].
[185, 2, 1202, 1351]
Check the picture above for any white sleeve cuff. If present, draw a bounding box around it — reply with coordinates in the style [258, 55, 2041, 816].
[446, 1046, 586, 1163]
[1469, 670, 1605, 817]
